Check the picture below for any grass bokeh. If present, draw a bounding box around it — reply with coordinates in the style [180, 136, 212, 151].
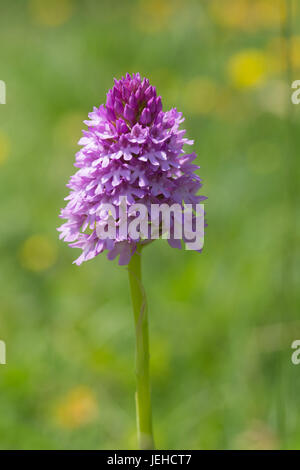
[0, 0, 299, 449]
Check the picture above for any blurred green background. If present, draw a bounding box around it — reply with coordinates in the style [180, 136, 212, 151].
[0, 0, 300, 450]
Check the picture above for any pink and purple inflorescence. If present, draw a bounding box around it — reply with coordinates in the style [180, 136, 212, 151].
[58, 73, 205, 265]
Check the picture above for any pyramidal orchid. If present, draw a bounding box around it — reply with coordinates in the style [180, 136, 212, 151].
[58, 73, 205, 449]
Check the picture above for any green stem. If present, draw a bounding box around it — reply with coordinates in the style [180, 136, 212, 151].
[128, 246, 155, 450]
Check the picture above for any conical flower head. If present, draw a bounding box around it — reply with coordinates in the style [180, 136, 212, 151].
[58, 73, 205, 265]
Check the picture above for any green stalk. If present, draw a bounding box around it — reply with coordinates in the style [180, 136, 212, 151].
[128, 246, 155, 450]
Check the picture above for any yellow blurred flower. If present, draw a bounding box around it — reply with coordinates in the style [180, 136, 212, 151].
[291, 36, 300, 71]
[19, 235, 58, 272]
[134, 0, 183, 33]
[54, 111, 86, 150]
[266, 35, 300, 76]
[209, 0, 284, 31]
[29, 0, 74, 27]
[227, 50, 268, 88]
[53, 386, 98, 429]
[183, 77, 219, 115]
[0, 131, 10, 165]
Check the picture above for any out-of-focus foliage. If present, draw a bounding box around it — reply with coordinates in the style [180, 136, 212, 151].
[0, 0, 299, 449]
